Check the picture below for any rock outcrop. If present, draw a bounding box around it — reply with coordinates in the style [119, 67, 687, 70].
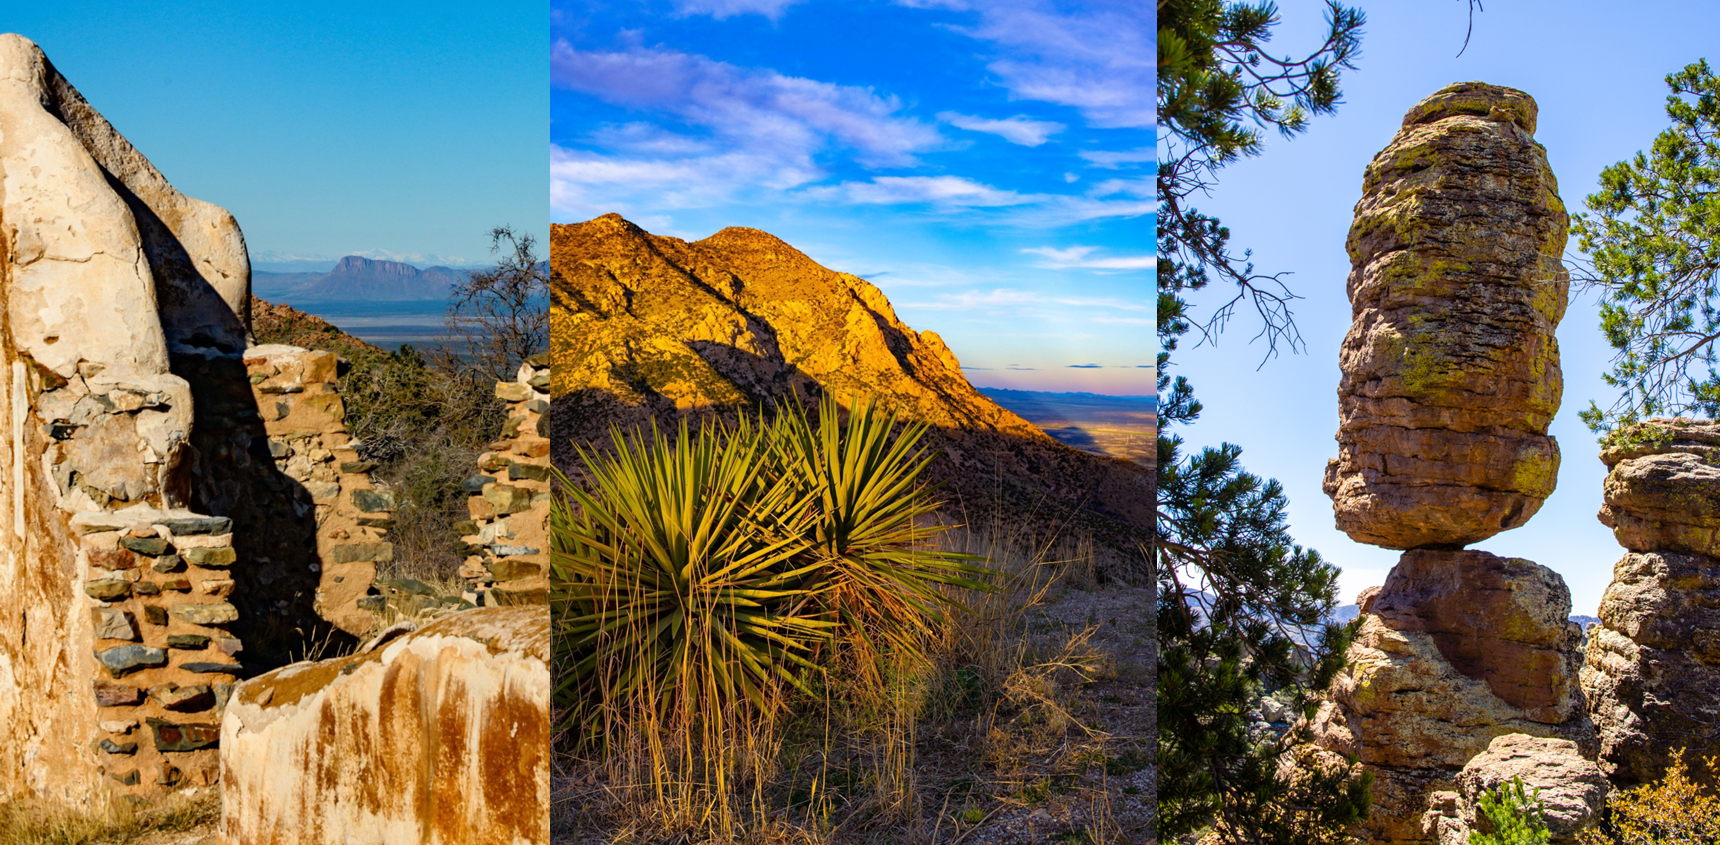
[459, 355, 552, 605]
[1308, 552, 1594, 844]
[1325, 82, 1569, 550]
[219, 606, 550, 845]
[1423, 734, 1608, 845]
[1582, 418, 1720, 785]
[1308, 83, 1594, 845]
[550, 214, 1153, 567]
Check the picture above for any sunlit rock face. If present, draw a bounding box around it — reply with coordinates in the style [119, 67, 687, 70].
[218, 606, 550, 845]
[1306, 551, 1595, 845]
[1325, 82, 1569, 551]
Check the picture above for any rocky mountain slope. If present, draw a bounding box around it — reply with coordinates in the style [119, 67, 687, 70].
[549, 213, 1152, 575]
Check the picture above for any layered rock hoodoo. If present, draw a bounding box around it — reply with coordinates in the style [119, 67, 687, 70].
[1308, 553, 1593, 843]
[1324, 82, 1570, 550]
[1582, 418, 1720, 786]
[1309, 83, 1595, 845]
[219, 606, 550, 845]
[550, 214, 1153, 565]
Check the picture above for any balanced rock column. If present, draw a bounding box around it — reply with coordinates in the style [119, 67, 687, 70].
[1324, 82, 1569, 550]
[1311, 83, 1594, 845]
[1581, 418, 1720, 786]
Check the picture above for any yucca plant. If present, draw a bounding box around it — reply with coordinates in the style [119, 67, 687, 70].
[550, 392, 993, 752]
[768, 393, 993, 698]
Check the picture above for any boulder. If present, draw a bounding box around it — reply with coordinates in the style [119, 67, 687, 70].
[219, 606, 550, 845]
[1306, 551, 1594, 844]
[1424, 734, 1608, 845]
[1325, 82, 1569, 549]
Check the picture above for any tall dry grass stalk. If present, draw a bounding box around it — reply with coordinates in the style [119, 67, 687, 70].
[555, 512, 1119, 843]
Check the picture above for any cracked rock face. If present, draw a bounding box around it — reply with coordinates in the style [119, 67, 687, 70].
[1325, 82, 1569, 550]
[1424, 734, 1608, 845]
[1582, 419, 1720, 785]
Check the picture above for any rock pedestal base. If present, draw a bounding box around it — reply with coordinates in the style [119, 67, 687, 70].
[1306, 550, 1594, 844]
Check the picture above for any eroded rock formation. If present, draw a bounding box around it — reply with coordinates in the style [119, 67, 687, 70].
[1582, 418, 1720, 785]
[1309, 83, 1594, 845]
[1423, 734, 1608, 845]
[218, 606, 550, 845]
[1325, 82, 1569, 550]
[1309, 553, 1593, 843]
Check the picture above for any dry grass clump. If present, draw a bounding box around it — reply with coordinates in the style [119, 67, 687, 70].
[554, 520, 1149, 844]
[0, 792, 218, 845]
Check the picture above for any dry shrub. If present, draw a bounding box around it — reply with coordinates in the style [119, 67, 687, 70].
[554, 515, 1131, 844]
[1582, 750, 1720, 844]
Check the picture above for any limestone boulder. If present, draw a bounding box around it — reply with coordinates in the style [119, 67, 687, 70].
[1424, 734, 1608, 845]
[1326, 82, 1568, 550]
[219, 606, 550, 845]
[1306, 551, 1594, 844]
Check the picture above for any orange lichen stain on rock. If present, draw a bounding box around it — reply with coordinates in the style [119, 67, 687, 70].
[481, 674, 550, 843]
[430, 672, 471, 841]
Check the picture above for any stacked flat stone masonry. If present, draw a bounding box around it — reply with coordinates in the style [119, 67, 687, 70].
[81, 509, 242, 796]
[460, 355, 552, 606]
[245, 345, 394, 634]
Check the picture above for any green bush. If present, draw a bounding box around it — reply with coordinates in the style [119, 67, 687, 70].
[549, 392, 993, 750]
[1473, 776, 1550, 845]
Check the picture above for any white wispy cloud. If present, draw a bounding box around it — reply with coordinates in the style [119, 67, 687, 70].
[807, 175, 1042, 207]
[938, 111, 1065, 146]
[899, 0, 1152, 130]
[551, 41, 940, 167]
[1022, 245, 1152, 270]
[671, 0, 804, 20]
[1079, 147, 1153, 168]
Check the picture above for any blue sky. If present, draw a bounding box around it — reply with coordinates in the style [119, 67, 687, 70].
[1169, 1, 1720, 615]
[4, 2, 543, 267]
[551, 0, 1151, 395]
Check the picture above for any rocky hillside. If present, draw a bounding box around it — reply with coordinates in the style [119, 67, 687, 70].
[550, 214, 1153, 575]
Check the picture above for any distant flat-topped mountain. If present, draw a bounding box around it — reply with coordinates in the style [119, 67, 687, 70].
[254, 255, 468, 301]
[550, 213, 1154, 576]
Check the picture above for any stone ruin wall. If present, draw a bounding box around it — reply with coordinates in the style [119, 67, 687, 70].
[0, 34, 410, 805]
[459, 353, 552, 606]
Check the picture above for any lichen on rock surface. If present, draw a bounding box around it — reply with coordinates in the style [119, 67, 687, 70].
[1325, 82, 1569, 550]
[1306, 550, 1596, 844]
